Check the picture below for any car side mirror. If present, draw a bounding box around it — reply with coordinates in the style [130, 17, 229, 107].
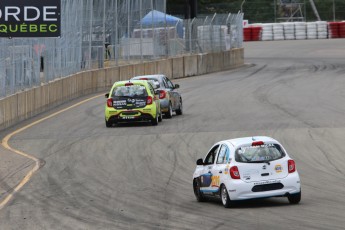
[174, 84, 180, 89]
[196, 158, 204, 166]
[105, 93, 109, 98]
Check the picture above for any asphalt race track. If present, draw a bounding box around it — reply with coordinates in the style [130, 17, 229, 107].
[1, 39, 345, 230]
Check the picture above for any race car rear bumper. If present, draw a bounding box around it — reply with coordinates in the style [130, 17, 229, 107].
[224, 173, 301, 200]
[107, 112, 155, 123]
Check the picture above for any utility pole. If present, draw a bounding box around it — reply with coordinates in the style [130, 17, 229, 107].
[185, 0, 197, 52]
[309, 0, 321, 21]
[185, 0, 197, 19]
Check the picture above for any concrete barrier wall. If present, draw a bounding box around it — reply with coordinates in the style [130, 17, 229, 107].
[0, 49, 244, 131]
[183, 55, 198, 77]
[172, 57, 184, 79]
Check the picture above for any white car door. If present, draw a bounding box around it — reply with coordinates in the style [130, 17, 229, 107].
[199, 144, 220, 193]
[211, 144, 231, 192]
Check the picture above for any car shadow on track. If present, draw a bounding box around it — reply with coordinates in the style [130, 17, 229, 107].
[108, 122, 155, 128]
[205, 197, 292, 209]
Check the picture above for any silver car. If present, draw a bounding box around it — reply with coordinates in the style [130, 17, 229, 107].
[131, 74, 182, 118]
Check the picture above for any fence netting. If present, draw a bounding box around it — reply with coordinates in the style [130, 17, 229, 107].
[0, 0, 243, 98]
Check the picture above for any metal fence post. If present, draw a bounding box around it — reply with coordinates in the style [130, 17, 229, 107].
[190, 18, 195, 54]
[211, 13, 217, 52]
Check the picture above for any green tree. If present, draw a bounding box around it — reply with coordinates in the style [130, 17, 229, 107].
[167, 0, 345, 22]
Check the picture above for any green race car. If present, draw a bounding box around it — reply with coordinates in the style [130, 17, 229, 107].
[105, 80, 162, 127]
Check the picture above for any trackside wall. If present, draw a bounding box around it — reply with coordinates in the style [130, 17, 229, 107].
[0, 49, 243, 131]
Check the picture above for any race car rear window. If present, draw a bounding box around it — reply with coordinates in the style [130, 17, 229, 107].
[112, 85, 148, 97]
[147, 79, 160, 87]
[235, 144, 286, 163]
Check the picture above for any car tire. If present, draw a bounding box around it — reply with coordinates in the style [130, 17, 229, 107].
[151, 113, 159, 126]
[175, 100, 183, 115]
[288, 191, 301, 204]
[165, 102, 173, 118]
[105, 119, 112, 128]
[193, 179, 206, 202]
[220, 184, 232, 208]
[158, 111, 163, 122]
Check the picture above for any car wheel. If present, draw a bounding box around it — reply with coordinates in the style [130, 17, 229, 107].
[175, 100, 183, 115]
[151, 113, 159, 126]
[193, 179, 206, 202]
[165, 102, 173, 118]
[105, 119, 112, 128]
[158, 111, 163, 122]
[288, 191, 301, 204]
[220, 184, 232, 208]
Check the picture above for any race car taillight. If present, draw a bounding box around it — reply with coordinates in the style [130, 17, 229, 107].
[230, 166, 241, 179]
[146, 96, 153, 105]
[159, 90, 166, 99]
[288, 160, 296, 173]
[107, 98, 113, 107]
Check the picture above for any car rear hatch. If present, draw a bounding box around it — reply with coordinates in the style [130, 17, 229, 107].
[111, 84, 148, 110]
[237, 159, 288, 183]
[113, 96, 147, 110]
[235, 142, 289, 183]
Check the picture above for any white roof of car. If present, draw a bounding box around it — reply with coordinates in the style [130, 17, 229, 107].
[226, 136, 278, 147]
[132, 74, 165, 79]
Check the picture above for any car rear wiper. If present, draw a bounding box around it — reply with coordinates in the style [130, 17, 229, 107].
[254, 160, 271, 165]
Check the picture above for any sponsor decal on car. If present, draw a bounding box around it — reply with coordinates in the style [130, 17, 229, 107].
[211, 175, 220, 187]
[114, 100, 126, 106]
[275, 164, 283, 173]
[224, 167, 229, 175]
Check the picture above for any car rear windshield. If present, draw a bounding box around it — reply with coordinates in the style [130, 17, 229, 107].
[112, 85, 148, 97]
[235, 144, 286, 163]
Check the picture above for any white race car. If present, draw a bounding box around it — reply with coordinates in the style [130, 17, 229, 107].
[193, 136, 301, 208]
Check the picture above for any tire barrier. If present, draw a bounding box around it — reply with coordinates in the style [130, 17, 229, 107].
[243, 26, 262, 42]
[273, 23, 284, 40]
[261, 23, 273, 41]
[243, 21, 345, 41]
[283, 22, 295, 40]
[243, 27, 251, 41]
[317, 21, 328, 39]
[338, 22, 345, 38]
[295, 22, 307, 40]
[307, 22, 317, 39]
[328, 22, 340, 38]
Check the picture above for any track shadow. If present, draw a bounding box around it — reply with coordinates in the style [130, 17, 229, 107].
[204, 196, 292, 209]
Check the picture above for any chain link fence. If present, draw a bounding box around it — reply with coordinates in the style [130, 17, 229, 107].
[0, 0, 243, 99]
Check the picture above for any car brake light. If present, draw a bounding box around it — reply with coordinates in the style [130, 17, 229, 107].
[146, 96, 153, 105]
[140, 78, 148, 80]
[159, 90, 166, 99]
[288, 159, 296, 173]
[125, 82, 133, 86]
[107, 98, 113, 107]
[252, 141, 264, 146]
[230, 166, 241, 179]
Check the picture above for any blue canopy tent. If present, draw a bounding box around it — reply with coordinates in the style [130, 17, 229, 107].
[140, 10, 183, 38]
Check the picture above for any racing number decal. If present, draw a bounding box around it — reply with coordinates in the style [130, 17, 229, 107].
[211, 175, 220, 187]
